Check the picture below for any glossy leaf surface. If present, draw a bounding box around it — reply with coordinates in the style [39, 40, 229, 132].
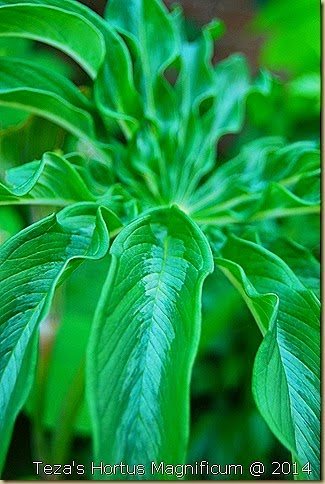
[190, 138, 320, 224]
[105, 0, 178, 116]
[87, 206, 213, 478]
[0, 2, 105, 78]
[99, 2, 251, 205]
[252, 234, 320, 299]
[213, 235, 320, 479]
[94, 40, 142, 137]
[0, 203, 118, 473]
[0, 152, 95, 205]
[0, 58, 99, 141]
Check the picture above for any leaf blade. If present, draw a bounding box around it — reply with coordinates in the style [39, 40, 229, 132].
[105, 0, 178, 116]
[87, 206, 213, 478]
[0, 3, 106, 78]
[0, 152, 95, 205]
[190, 138, 320, 224]
[0, 57, 100, 142]
[213, 236, 320, 478]
[0, 203, 119, 474]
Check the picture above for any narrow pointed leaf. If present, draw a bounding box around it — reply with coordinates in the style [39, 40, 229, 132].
[170, 24, 240, 197]
[0, 203, 120, 474]
[210, 54, 251, 140]
[105, 0, 178, 117]
[190, 138, 320, 224]
[176, 21, 217, 123]
[213, 235, 320, 479]
[93, 34, 142, 137]
[87, 206, 213, 479]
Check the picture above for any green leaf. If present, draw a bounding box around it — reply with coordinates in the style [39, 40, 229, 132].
[190, 138, 320, 224]
[0, 36, 75, 86]
[261, 237, 320, 299]
[0, 106, 29, 130]
[213, 235, 320, 478]
[25, 255, 112, 437]
[105, 0, 178, 117]
[0, 2, 106, 78]
[0, 57, 99, 142]
[175, 54, 251, 202]
[0, 0, 113, 39]
[93, 37, 142, 138]
[99, 4, 250, 206]
[87, 206, 213, 479]
[0, 202, 120, 474]
[176, 21, 216, 125]
[0, 152, 95, 205]
[0, 0, 143, 138]
[235, 225, 320, 304]
[210, 54, 251, 140]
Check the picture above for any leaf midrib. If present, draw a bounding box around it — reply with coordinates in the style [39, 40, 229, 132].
[125, 235, 171, 458]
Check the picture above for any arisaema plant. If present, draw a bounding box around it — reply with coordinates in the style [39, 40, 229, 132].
[0, 0, 320, 479]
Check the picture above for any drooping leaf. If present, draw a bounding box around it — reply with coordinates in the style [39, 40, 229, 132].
[0, 0, 143, 138]
[0, 152, 95, 205]
[212, 235, 320, 479]
[0, 203, 120, 474]
[0, 57, 100, 142]
[87, 206, 213, 479]
[24, 254, 112, 438]
[0, 2, 106, 78]
[0, 35, 74, 84]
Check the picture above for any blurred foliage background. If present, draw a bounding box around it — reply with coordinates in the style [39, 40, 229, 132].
[0, 0, 320, 479]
